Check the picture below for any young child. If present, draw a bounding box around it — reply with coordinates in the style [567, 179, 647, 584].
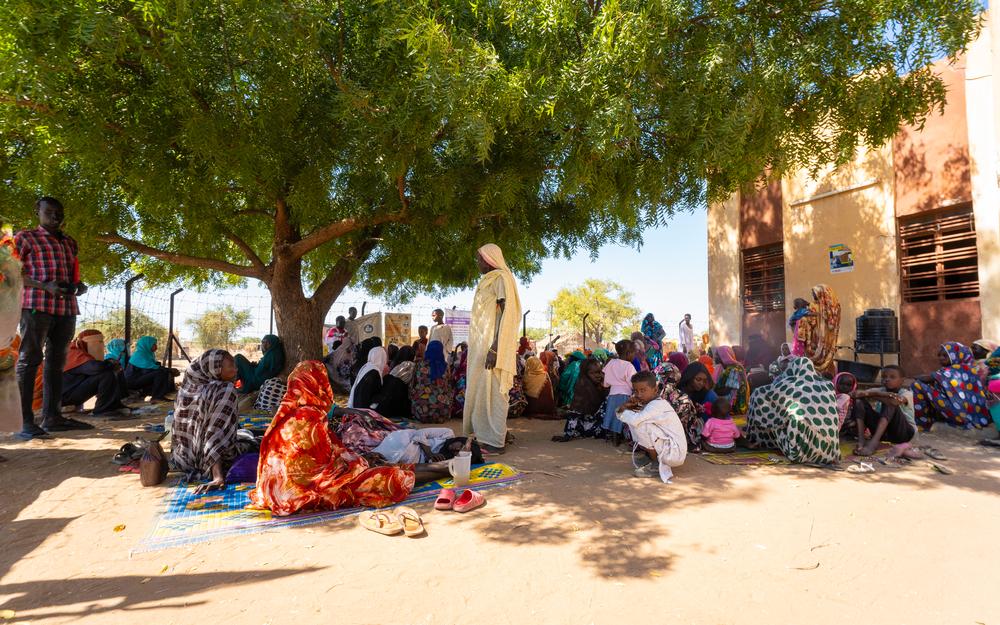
[601, 340, 638, 445]
[701, 396, 744, 453]
[851, 365, 921, 459]
[617, 371, 687, 483]
[833, 372, 857, 432]
[789, 298, 815, 357]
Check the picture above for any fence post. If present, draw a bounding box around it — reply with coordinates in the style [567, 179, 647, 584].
[582, 313, 589, 351]
[521, 310, 530, 338]
[123, 274, 145, 358]
[361, 301, 367, 315]
[167, 288, 183, 369]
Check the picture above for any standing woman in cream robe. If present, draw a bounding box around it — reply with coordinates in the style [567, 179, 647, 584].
[463, 244, 522, 454]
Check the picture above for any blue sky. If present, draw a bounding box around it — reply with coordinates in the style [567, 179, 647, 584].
[82, 210, 709, 342]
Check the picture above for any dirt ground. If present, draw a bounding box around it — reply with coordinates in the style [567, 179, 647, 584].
[1, 415, 999, 625]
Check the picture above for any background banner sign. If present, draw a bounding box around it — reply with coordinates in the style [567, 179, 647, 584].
[383, 313, 412, 347]
[352, 312, 382, 343]
[446, 310, 472, 346]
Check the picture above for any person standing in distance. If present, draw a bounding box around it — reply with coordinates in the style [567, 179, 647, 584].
[429, 308, 454, 355]
[679, 314, 695, 354]
[463, 244, 521, 454]
[15, 197, 92, 439]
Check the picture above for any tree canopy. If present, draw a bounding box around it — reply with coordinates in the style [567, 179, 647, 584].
[0, 0, 980, 360]
[84, 308, 167, 347]
[186, 305, 252, 348]
[551, 279, 639, 343]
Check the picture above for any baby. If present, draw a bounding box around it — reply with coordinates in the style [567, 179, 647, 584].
[618, 371, 687, 483]
[701, 396, 744, 453]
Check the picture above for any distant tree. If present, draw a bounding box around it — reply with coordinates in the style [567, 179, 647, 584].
[550, 280, 640, 344]
[187, 306, 252, 348]
[84, 309, 167, 347]
[524, 327, 550, 342]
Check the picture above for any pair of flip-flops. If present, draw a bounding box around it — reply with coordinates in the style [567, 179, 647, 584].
[358, 507, 424, 537]
[435, 488, 485, 513]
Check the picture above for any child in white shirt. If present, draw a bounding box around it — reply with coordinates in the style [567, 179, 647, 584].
[618, 371, 687, 483]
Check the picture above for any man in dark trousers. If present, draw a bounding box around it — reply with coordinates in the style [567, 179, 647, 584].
[15, 197, 93, 439]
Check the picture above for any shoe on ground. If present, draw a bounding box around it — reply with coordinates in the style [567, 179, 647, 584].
[17, 423, 50, 440]
[41, 417, 95, 431]
[92, 407, 134, 420]
[632, 462, 659, 479]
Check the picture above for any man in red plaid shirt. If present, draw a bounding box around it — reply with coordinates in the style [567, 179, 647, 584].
[14, 197, 93, 439]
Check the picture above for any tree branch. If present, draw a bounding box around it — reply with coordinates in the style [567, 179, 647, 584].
[311, 234, 381, 308]
[97, 232, 263, 279]
[287, 211, 407, 260]
[219, 226, 267, 272]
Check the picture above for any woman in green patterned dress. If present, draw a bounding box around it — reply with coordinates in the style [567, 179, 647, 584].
[744, 357, 840, 464]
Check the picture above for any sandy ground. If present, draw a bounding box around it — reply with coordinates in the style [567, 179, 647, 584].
[1, 414, 999, 625]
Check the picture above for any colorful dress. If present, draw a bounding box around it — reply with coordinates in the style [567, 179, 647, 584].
[912, 342, 991, 430]
[715, 346, 750, 415]
[655, 362, 703, 450]
[250, 361, 414, 516]
[744, 357, 840, 464]
[451, 350, 468, 419]
[410, 358, 453, 424]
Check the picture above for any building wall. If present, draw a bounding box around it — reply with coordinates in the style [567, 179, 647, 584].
[901, 299, 983, 374]
[707, 193, 742, 347]
[739, 180, 783, 249]
[781, 142, 900, 368]
[966, 9, 1000, 342]
[893, 60, 972, 216]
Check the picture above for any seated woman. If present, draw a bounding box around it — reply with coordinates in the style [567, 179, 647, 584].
[656, 362, 702, 451]
[743, 357, 840, 464]
[250, 361, 438, 517]
[714, 345, 750, 415]
[62, 330, 129, 421]
[234, 334, 285, 396]
[353, 336, 383, 381]
[349, 345, 388, 409]
[323, 337, 355, 394]
[105, 338, 127, 367]
[450, 347, 468, 419]
[553, 358, 609, 441]
[124, 336, 175, 402]
[972, 339, 998, 384]
[523, 355, 557, 419]
[912, 342, 991, 431]
[539, 350, 559, 389]
[170, 349, 241, 492]
[410, 340, 453, 424]
[372, 346, 416, 418]
[508, 355, 528, 419]
[556, 350, 587, 407]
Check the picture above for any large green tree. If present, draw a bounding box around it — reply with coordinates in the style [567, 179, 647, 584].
[187, 305, 252, 349]
[551, 279, 639, 343]
[0, 0, 979, 362]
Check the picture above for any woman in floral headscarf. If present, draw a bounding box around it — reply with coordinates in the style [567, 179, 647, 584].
[250, 361, 415, 516]
[795, 285, 842, 376]
[912, 342, 991, 431]
[714, 345, 751, 415]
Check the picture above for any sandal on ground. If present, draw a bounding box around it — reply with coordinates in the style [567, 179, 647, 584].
[918, 446, 948, 461]
[979, 438, 1000, 448]
[41, 417, 95, 431]
[434, 488, 456, 511]
[453, 489, 485, 513]
[846, 462, 875, 474]
[394, 506, 425, 537]
[358, 510, 403, 535]
[480, 443, 505, 455]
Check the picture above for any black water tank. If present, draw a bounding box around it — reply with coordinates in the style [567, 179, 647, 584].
[855, 309, 899, 353]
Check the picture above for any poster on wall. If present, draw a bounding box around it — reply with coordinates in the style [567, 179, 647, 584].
[383, 313, 412, 347]
[352, 312, 382, 343]
[446, 310, 472, 346]
[828, 244, 855, 274]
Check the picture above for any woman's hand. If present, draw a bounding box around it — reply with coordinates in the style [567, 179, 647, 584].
[485, 345, 498, 370]
[194, 478, 225, 494]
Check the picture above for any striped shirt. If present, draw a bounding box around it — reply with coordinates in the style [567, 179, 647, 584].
[15, 227, 80, 316]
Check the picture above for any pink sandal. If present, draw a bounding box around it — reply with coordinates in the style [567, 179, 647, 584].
[435, 488, 455, 510]
[453, 489, 485, 513]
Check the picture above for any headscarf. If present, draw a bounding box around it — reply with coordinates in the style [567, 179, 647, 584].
[697, 354, 715, 378]
[389, 361, 416, 384]
[678, 361, 714, 403]
[475, 243, 523, 394]
[731, 345, 747, 364]
[170, 349, 239, 477]
[353, 336, 383, 378]
[568, 358, 608, 415]
[591, 348, 611, 363]
[557, 350, 587, 405]
[942, 341, 974, 366]
[641, 314, 666, 343]
[65, 330, 105, 372]
[425, 340, 447, 381]
[105, 338, 127, 365]
[972, 339, 997, 357]
[518, 337, 531, 356]
[806, 284, 842, 375]
[667, 352, 689, 373]
[654, 362, 682, 385]
[539, 350, 555, 373]
[349, 346, 388, 407]
[523, 356, 549, 398]
[391, 345, 415, 369]
[129, 335, 159, 370]
[833, 372, 858, 394]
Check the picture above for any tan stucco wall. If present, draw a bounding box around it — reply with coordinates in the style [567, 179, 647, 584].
[967, 9, 1000, 341]
[781, 142, 900, 366]
[707, 193, 742, 346]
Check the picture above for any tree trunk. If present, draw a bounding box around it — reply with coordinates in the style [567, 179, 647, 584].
[267, 256, 325, 368]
